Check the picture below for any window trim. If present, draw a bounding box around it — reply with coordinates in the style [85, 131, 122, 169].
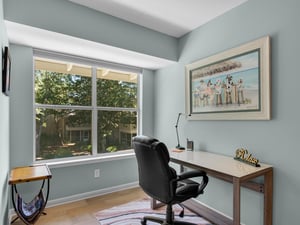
[33, 49, 142, 164]
[34, 49, 142, 74]
[34, 150, 135, 169]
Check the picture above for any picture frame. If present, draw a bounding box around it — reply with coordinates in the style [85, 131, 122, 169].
[2, 46, 11, 96]
[185, 36, 271, 120]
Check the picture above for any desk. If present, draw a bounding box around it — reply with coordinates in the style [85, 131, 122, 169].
[9, 165, 52, 225]
[169, 150, 273, 225]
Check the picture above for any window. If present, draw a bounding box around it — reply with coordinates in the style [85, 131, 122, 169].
[34, 52, 140, 161]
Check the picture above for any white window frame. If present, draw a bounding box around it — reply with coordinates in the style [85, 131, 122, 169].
[33, 49, 142, 167]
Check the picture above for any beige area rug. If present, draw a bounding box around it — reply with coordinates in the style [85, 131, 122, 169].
[95, 197, 212, 225]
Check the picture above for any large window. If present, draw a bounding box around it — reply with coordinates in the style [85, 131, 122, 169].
[34, 52, 140, 161]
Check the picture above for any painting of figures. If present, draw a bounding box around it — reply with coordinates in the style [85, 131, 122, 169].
[190, 50, 260, 114]
[185, 36, 271, 120]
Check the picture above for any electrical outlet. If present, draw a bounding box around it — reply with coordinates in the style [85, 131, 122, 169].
[94, 169, 100, 178]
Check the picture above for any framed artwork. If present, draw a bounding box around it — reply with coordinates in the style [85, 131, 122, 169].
[2, 46, 11, 96]
[185, 36, 271, 120]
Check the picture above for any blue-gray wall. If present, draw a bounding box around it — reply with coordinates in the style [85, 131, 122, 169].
[0, 0, 9, 224]
[154, 0, 300, 224]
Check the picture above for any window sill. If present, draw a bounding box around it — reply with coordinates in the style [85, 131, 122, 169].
[34, 150, 135, 169]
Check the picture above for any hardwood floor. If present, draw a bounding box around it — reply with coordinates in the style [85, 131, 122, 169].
[11, 187, 146, 225]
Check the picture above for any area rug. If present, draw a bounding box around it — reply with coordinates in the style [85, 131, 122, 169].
[95, 197, 212, 225]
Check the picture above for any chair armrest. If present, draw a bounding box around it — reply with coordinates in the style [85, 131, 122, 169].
[177, 170, 207, 181]
[173, 170, 209, 195]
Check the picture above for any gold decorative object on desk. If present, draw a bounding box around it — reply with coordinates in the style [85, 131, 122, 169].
[234, 148, 260, 167]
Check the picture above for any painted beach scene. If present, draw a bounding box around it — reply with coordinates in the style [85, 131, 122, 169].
[190, 50, 260, 114]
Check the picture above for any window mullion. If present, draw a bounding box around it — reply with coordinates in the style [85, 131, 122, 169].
[92, 67, 98, 156]
[137, 72, 142, 135]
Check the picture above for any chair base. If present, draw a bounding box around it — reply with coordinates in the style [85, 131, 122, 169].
[141, 215, 197, 225]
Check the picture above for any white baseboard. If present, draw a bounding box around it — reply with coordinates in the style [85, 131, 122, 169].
[184, 198, 246, 225]
[9, 181, 139, 222]
[47, 181, 139, 208]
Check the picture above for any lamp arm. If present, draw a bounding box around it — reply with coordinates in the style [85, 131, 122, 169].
[175, 113, 182, 128]
[175, 125, 180, 148]
[175, 113, 184, 149]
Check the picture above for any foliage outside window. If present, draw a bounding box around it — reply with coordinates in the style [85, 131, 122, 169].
[34, 56, 139, 161]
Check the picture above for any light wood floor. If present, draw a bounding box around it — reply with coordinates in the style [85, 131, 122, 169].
[11, 187, 146, 225]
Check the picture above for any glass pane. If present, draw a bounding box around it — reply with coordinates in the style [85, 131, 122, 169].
[97, 110, 137, 153]
[35, 108, 92, 160]
[97, 68, 137, 108]
[35, 58, 92, 106]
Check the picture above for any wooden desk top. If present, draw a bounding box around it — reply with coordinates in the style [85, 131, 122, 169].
[9, 164, 52, 185]
[170, 150, 272, 180]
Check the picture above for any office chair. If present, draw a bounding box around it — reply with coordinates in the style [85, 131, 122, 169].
[132, 135, 209, 225]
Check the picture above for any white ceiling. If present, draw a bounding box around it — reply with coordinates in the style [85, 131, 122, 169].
[6, 0, 249, 70]
[69, 0, 248, 37]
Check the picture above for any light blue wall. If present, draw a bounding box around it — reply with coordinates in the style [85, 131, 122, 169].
[9, 45, 34, 167]
[4, 0, 178, 61]
[141, 69, 155, 136]
[154, 0, 300, 224]
[0, 0, 9, 224]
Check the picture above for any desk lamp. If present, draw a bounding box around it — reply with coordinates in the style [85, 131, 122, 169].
[175, 113, 190, 150]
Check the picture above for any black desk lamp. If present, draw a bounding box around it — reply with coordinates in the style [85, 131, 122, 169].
[175, 113, 190, 150]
